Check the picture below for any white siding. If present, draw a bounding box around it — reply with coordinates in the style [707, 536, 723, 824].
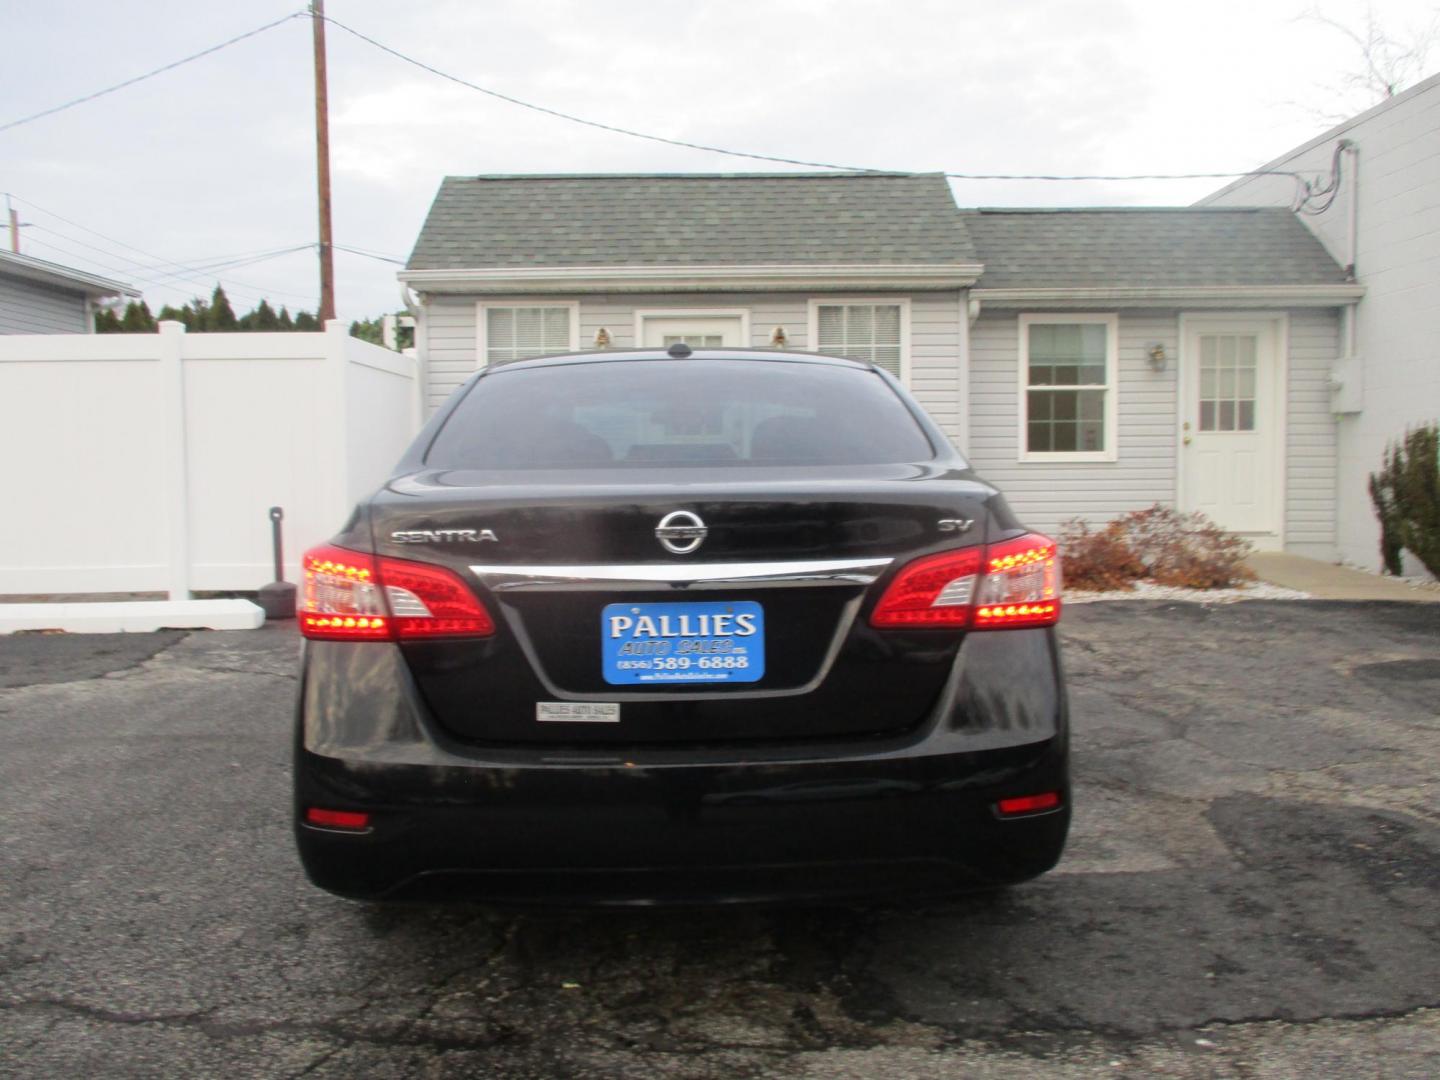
[0, 274, 89, 334]
[419, 291, 965, 443]
[1202, 72, 1440, 571]
[422, 296, 480, 411]
[968, 308, 1340, 552]
[1286, 309, 1341, 554]
[969, 310, 1179, 533]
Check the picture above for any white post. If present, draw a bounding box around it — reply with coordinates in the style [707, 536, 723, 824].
[158, 320, 192, 600]
[325, 319, 353, 528]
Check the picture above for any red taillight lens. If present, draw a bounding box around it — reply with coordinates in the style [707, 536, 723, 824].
[996, 791, 1062, 817]
[299, 544, 494, 641]
[973, 534, 1061, 629]
[869, 532, 1061, 631]
[869, 548, 983, 627]
[304, 807, 371, 830]
[300, 546, 390, 640]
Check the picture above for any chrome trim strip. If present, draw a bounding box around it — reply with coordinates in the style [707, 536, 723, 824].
[469, 558, 893, 592]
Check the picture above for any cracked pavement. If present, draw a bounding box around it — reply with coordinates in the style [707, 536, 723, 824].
[1, 601, 1438, 1078]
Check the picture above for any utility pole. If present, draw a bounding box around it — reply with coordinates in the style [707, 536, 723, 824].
[311, 0, 336, 322]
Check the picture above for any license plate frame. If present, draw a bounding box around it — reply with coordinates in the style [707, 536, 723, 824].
[601, 601, 765, 686]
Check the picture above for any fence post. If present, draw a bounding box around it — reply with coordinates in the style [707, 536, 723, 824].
[325, 319, 352, 532]
[158, 320, 191, 601]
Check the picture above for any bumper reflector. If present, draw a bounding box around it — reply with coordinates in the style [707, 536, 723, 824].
[996, 791, 1062, 817]
[304, 807, 371, 831]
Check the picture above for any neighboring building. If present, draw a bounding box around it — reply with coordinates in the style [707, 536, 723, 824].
[1201, 72, 1440, 573]
[0, 249, 137, 334]
[401, 172, 1360, 556]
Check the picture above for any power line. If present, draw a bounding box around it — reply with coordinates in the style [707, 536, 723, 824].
[320, 13, 1310, 185]
[10, 195, 319, 303]
[0, 12, 306, 135]
[27, 224, 313, 287]
[333, 243, 404, 264]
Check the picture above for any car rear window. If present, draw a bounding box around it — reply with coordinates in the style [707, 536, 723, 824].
[425, 358, 938, 469]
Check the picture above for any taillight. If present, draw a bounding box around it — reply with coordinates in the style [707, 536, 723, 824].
[300, 546, 390, 640]
[973, 534, 1061, 629]
[869, 548, 983, 627]
[869, 532, 1060, 631]
[299, 544, 495, 641]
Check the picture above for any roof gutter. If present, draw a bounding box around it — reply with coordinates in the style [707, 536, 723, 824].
[398, 263, 985, 295]
[0, 250, 139, 299]
[971, 284, 1365, 309]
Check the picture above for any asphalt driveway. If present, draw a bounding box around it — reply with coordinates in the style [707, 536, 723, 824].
[2, 601, 1438, 1078]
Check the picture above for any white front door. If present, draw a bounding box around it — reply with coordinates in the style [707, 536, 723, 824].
[1180, 317, 1283, 541]
[640, 315, 746, 348]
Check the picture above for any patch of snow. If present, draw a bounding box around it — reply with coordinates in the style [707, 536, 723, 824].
[1066, 580, 1311, 604]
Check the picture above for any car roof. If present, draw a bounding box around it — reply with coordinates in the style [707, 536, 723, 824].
[485, 348, 876, 375]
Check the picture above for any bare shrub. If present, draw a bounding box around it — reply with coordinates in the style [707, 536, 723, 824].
[1114, 505, 1256, 589]
[1059, 505, 1255, 591]
[1058, 519, 1146, 592]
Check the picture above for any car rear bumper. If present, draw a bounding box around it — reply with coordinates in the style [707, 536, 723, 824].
[296, 740, 1069, 903]
[294, 629, 1070, 904]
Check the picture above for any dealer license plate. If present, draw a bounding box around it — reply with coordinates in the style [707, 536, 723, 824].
[601, 601, 765, 685]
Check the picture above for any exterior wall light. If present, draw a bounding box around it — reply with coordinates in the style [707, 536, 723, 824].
[1146, 342, 1167, 372]
[770, 325, 788, 348]
[593, 327, 612, 349]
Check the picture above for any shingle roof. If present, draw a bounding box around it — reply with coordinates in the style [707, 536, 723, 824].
[406, 172, 979, 269]
[962, 207, 1348, 289]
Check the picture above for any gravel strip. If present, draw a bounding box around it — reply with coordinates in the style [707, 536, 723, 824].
[1067, 580, 1311, 604]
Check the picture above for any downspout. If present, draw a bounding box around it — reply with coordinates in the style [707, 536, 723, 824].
[401, 282, 427, 430]
[1341, 139, 1359, 283]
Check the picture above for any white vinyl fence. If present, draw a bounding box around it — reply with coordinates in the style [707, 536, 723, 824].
[0, 321, 421, 598]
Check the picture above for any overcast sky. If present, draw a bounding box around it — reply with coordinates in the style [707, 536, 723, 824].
[3, 0, 1437, 321]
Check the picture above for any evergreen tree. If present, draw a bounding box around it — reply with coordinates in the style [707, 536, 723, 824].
[208, 285, 238, 331]
[156, 304, 187, 325]
[293, 310, 319, 332]
[349, 316, 384, 345]
[120, 300, 157, 332]
[183, 297, 209, 332]
[252, 299, 280, 331]
[94, 307, 123, 333]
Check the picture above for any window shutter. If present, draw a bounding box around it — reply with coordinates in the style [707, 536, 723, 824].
[815, 303, 903, 378]
[816, 305, 846, 357]
[872, 304, 901, 377]
[485, 306, 572, 365]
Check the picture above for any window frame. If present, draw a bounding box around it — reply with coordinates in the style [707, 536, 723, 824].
[806, 297, 912, 385]
[475, 300, 580, 369]
[1017, 312, 1119, 464]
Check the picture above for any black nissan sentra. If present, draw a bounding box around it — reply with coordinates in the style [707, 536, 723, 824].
[294, 344, 1069, 903]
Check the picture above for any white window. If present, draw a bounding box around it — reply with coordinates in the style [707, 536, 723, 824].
[809, 300, 909, 381]
[1018, 314, 1118, 462]
[479, 304, 577, 366]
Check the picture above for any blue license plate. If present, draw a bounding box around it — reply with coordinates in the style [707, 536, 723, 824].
[601, 601, 764, 685]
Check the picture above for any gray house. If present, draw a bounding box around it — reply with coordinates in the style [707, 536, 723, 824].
[400, 173, 1361, 557]
[1202, 71, 1440, 574]
[0, 249, 137, 334]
